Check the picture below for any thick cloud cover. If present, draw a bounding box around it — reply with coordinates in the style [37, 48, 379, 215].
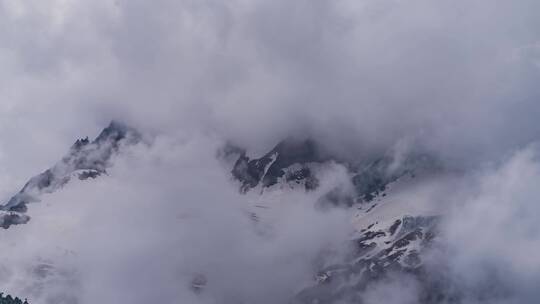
[0, 135, 353, 303]
[1, 0, 540, 303]
[2, 0, 540, 163]
[358, 146, 540, 304]
[440, 146, 540, 303]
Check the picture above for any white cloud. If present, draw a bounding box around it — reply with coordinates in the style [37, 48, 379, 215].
[2, 0, 540, 303]
[0, 135, 351, 303]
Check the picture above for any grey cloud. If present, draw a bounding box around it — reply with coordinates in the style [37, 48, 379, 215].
[3, 0, 540, 164]
[0, 135, 353, 303]
[2, 0, 540, 303]
[435, 145, 540, 303]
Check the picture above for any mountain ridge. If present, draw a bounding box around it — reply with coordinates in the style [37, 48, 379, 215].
[228, 138, 448, 303]
[0, 121, 141, 229]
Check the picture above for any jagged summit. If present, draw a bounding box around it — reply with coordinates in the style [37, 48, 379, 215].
[226, 138, 446, 303]
[94, 120, 139, 145]
[231, 138, 325, 193]
[230, 138, 437, 202]
[71, 137, 90, 150]
[0, 121, 141, 229]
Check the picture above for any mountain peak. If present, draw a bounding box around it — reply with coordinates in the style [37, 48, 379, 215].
[231, 138, 324, 192]
[0, 121, 141, 229]
[94, 120, 140, 145]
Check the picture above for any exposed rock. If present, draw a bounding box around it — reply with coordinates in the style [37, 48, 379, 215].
[231, 138, 326, 192]
[230, 139, 438, 204]
[0, 293, 29, 304]
[389, 219, 402, 236]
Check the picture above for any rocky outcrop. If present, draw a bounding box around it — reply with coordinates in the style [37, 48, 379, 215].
[231, 139, 324, 193]
[0, 293, 28, 304]
[231, 138, 436, 203]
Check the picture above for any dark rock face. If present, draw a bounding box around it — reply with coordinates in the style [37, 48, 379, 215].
[0, 293, 29, 304]
[0, 213, 30, 229]
[230, 139, 436, 203]
[231, 139, 325, 192]
[389, 219, 402, 236]
[0, 121, 141, 229]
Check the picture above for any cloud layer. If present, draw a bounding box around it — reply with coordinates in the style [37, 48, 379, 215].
[0, 135, 352, 303]
[2, 0, 540, 164]
[2, 0, 540, 303]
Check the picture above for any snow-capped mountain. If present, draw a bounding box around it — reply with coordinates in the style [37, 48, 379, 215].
[0, 121, 141, 229]
[229, 138, 446, 303]
[230, 138, 437, 201]
[0, 124, 446, 303]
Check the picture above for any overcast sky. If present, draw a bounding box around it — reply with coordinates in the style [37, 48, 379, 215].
[1, 0, 540, 303]
[2, 0, 540, 168]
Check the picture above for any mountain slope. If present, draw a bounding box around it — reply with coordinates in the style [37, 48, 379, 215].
[228, 139, 446, 303]
[231, 138, 436, 201]
[0, 121, 141, 229]
[293, 214, 441, 303]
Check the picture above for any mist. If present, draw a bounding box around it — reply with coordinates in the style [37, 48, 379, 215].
[2, 0, 540, 164]
[0, 135, 352, 303]
[1, 0, 540, 303]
